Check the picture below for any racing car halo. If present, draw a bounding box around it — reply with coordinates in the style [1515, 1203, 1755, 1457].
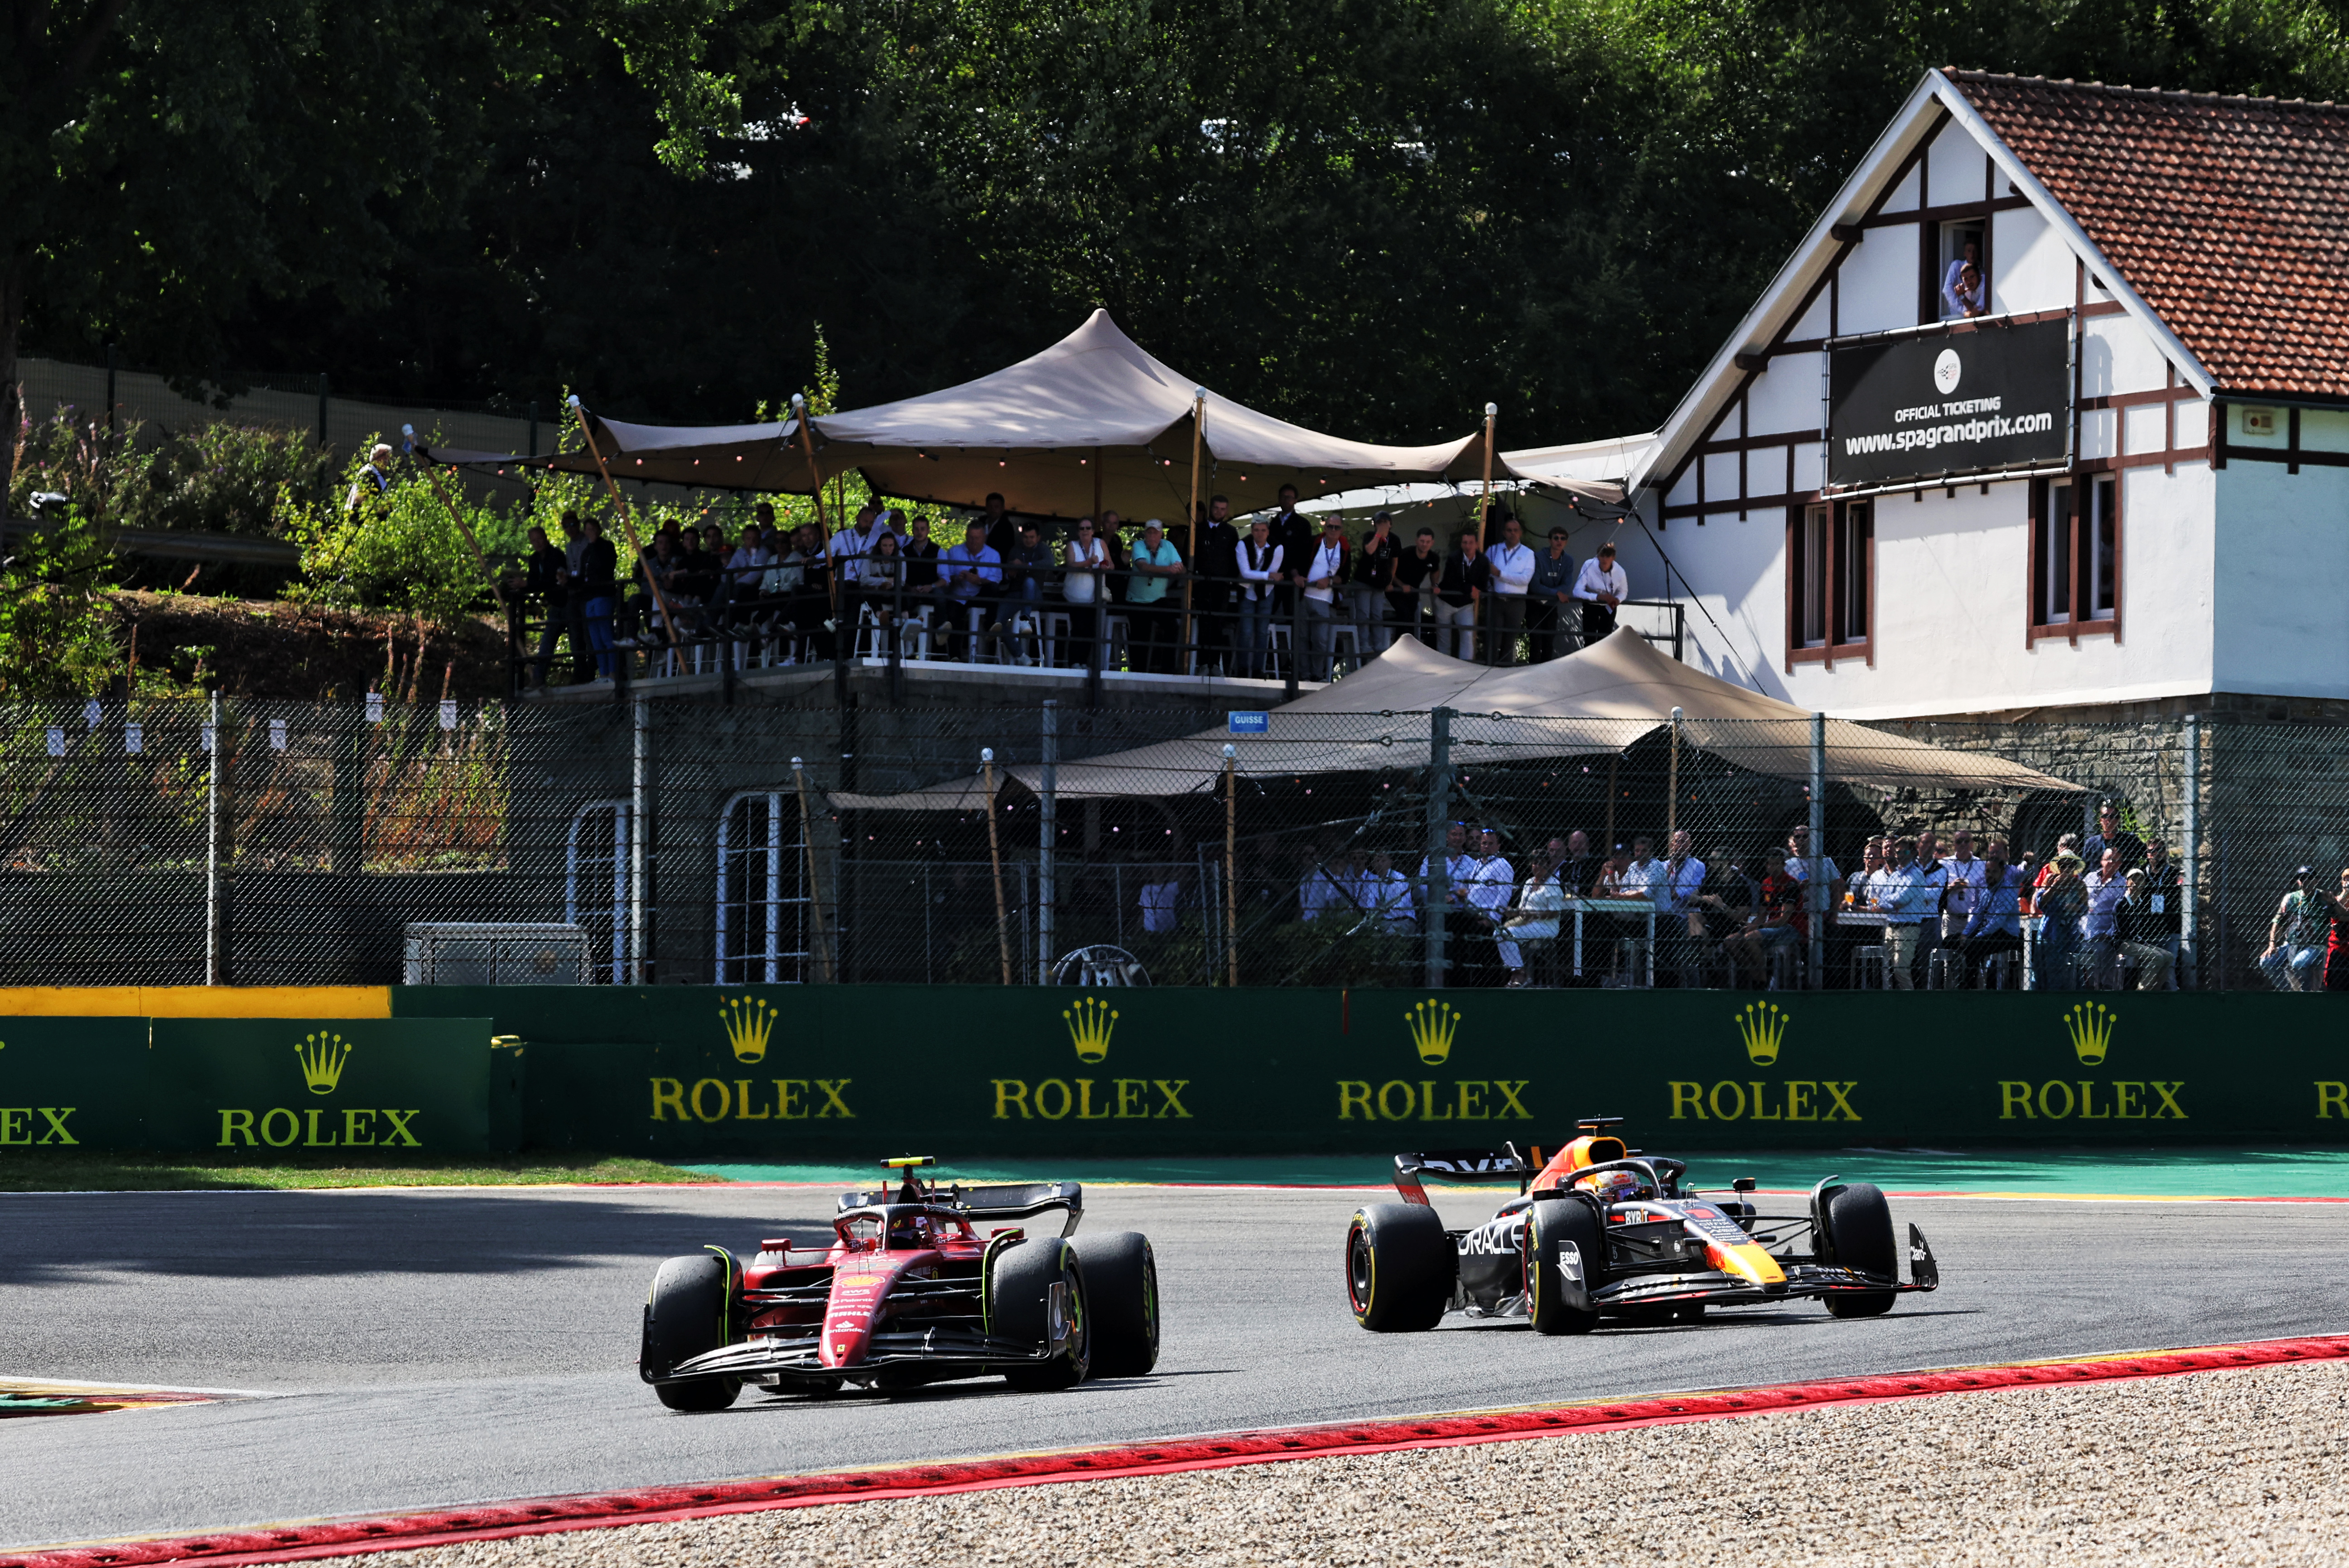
[640, 1157, 1158, 1409]
[1345, 1117, 1938, 1333]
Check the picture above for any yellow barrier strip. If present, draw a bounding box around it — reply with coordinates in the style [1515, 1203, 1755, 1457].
[0, 987, 391, 1019]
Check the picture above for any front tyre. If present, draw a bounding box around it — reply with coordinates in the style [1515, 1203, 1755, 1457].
[1345, 1204, 1455, 1332]
[1072, 1231, 1158, 1378]
[991, 1238, 1091, 1391]
[1822, 1182, 1899, 1319]
[1527, 1197, 1602, 1336]
[641, 1254, 741, 1413]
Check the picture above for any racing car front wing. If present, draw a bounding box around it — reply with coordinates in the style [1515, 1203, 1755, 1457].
[660, 1285, 1085, 1389]
[1464, 1222, 1939, 1320]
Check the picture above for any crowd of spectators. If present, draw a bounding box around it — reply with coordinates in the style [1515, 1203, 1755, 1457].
[511, 488, 1634, 685]
[1189, 800, 2206, 992]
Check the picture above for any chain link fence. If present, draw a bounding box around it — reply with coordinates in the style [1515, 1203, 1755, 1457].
[0, 692, 2335, 992]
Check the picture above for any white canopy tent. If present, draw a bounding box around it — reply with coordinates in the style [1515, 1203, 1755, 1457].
[420, 311, 1619, 520]
[827, 631, 2080, 810]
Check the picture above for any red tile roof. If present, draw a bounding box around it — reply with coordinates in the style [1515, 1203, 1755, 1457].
[1949, 71, 2349, 400]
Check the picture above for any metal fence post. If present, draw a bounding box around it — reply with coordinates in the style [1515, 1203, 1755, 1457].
[1809, 711, 1826, 990]
[2183, 713, 2201, 990]
[629, 690, 649, 984]
[1424, 706, 1453, 987]
[205, 690, 224, 985]
[1039, 699, 1057, 984]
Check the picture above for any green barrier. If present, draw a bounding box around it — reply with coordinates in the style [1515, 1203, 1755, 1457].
[0, 1016, 497, 1154]
[0, 1018, 151, 1150]
[390, 985, 2349, 1155]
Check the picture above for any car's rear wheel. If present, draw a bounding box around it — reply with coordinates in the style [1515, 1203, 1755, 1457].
[1822, 1182, 1899, 1319]
[991, 1238, 1091, 1390]
[642, 1253, 741, 1412]
[1526, 1197, 1602, 1336]
[1072, 1231, 1158, 1378]
[1345, 1203, 1455, 1332]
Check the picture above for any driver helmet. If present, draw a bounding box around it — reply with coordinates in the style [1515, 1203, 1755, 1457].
[1574, 1168, 1651, 1206]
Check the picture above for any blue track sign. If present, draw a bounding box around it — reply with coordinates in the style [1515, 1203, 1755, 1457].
[1228, 711, 1269, 736]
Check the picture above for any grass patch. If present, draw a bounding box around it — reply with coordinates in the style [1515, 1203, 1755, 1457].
[0, 1153, 724, 1192]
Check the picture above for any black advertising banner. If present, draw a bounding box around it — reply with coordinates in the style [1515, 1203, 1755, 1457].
[1828, 316, 2071, 488]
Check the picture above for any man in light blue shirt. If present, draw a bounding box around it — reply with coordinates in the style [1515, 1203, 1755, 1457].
[1124, 519, 1185, 673]
[941, 521, 1003, 660]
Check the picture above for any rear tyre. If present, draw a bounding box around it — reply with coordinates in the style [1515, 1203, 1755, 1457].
[1345, 1203, 1455, 1332]
[1526, 1198, 1602, 1336]
[1072, 1231, 1159, 1378]
[1822, 1182, 1899, 1319]
[642, 1254, 742, 1413]
[991, 1238, 1091, 1390]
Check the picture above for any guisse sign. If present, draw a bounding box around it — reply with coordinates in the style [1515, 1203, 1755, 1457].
[1828, 317, 2070, 489]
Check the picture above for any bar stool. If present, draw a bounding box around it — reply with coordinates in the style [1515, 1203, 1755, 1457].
[1852, 946, 1891, 989]
[1925, 948, 1962, 989]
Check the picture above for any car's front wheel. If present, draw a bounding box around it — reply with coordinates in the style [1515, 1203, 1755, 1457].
[641, 1253, 741, 1412]
[1345, 1203, 1455, 1332]
[1822, 1182, 1899, 1319]
[1527, 1197, 1601, 1336]
[991, 1238, 1091, 1391]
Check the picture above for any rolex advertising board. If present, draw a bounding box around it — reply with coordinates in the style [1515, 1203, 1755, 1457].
[1828, 316, 2071, 489]
[390, 985, 2349, 1155]
[144, 1018, 495, 1153]
[0, 1018, 150, 1153]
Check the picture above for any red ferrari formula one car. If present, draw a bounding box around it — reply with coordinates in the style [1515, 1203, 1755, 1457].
[639, 1157, 1158, 1410]
[1344, 1117, 1938, 1333]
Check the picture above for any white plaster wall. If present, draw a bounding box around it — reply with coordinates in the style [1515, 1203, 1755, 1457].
[1646, 504, 1793, 696]
[2082, 314, 2173, 398]
[1927, 125, 1989, 208]
[1749, 445, 1790, 497]
[1662, 466, 2219, 716]
[1702, 450, 1741, 499]
[1988, 204, 2069, 315]
[1837, 227, 1919, 336]
[1877, 163, 1920, 214]
[2080, 408, 2116, 462]
[1746, 356, 1818, 437]
[2305, 407, 2349, 454]
[2215, 441, 2349, 699]
[1787, 289, 1833, 343]
[1792, 442, 1824, 494]
[2122, 405, 2166, 457]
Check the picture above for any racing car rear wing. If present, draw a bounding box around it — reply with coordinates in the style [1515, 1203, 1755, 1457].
[836, 1180, 1084, 1236]
[1392, 1146, 1538, 1207]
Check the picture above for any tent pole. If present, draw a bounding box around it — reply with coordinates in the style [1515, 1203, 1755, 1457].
[1604, 755, 1618, 850]
[1479, 402, 1498, 540]
[1181, 393, 1204, 666]
[791, 393, 839, 625]
[983, 748, 1012, 986]
[567, 396, 681, 649]
[406, 430, 509, 614]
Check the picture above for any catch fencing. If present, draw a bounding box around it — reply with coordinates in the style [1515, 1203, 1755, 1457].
[0, 693, 2339, 993]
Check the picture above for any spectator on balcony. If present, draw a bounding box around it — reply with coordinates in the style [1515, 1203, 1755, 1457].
[516, 525, 569, 689]
[1939, 830, 1987, 941]
[1875, 838, 1939, 990]
[2304, 868, 2349, 992]
[2082, 846, 2128, 983]
[1529, 528, 1576, 661]
[1392, 527, 1440, 647]
[1723, 853, 1807, 988]
[1420, 822, 1476, 927]
[1497, 849, 1566, 988]
[1059, 517, 1110, 668]
[2138, 839, 2185, 987]
[2082, 801, 2145, 873]
[1783, 825, 1846, 910]
[1549, 830, 1598, 900]
[2259, 867, 2330, 992]
[1432, 529, 1486, 661]
[1482, 514, 1536, 666]
[1297, 516, 1350, 680]
[1233, 516, 1283, 678]
[1572, 541, 1627, 644]
[1941, 237, 1986, 319]
[1652, 829, 1709, 983]
[1363, 850, 1417, 932]
[858, 530, 907, 651]
[1466, 828, 1516, 981]
[1197, 496, 1243, 673]
[576, 517, 619, 678]
[942, 520, 1005, 661]
[1352, 512, 1399, 652]
[1125, 519, 1186, 674]
[975, 492, 1018, 557]
[786, 522, 834, 661]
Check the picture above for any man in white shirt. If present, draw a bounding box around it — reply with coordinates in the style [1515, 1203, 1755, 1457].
[1939, 829, 1987, 942]
[1298, 517, 1349, 680]
[1652, 829, 1708, 984]
[1941, 237, 1985, 318]
[1481, 514, 1536, 667]
[1872, 838, 1931, 990]
[1572, 541, 1628, 645]
[1363, 850, 1416, 931]
[2083, 847, 2129, 982]
[830, 504, 885, 586]
[1297, 852, 1346, 922]
[1466, 829, 1515, 975]
[1233, 516, 1283, 678]
[1418, 822, 1475, 910]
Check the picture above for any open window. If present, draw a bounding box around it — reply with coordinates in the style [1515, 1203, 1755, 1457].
[1787, 498, 1873, 668]
[1934, 221, 1987, 321]
[2031, 474, 2118, 641]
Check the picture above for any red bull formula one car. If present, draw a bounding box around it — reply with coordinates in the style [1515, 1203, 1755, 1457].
[1344, 1117, 1938, 1333]
[640, 1157, 1158, 1409]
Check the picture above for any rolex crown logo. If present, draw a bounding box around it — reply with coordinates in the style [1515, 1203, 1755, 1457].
[1406, 999, 1461, 1066]
[295, 1032, 353, 1096]
[1734, 1001, 1789, 1066]
[2064, 1001, 2116, 1066]
[1064, 997, 1118, 1063]
[720, 996, 778, 1064]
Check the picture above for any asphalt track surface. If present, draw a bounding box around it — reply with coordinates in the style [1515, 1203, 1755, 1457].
[5, 1182, 2349, 1551]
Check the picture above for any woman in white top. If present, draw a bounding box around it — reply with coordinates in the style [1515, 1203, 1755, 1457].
[1060, 517, 1111, 668]
[1234, 516, 1283, 679]
[1498, 850, 1568, 987]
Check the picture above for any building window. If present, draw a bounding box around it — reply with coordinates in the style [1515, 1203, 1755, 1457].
[1788, 499, 1872, 667]
[716, 791, 809, 984]
[2033, 474, 2118, 636]
[567, 801, 630, 984]
[1936, 221, 1986, 320]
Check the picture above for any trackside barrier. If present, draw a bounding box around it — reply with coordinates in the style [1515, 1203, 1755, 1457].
[381, 986, 2339, 1157]
[0, 1016, 498, 1153]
